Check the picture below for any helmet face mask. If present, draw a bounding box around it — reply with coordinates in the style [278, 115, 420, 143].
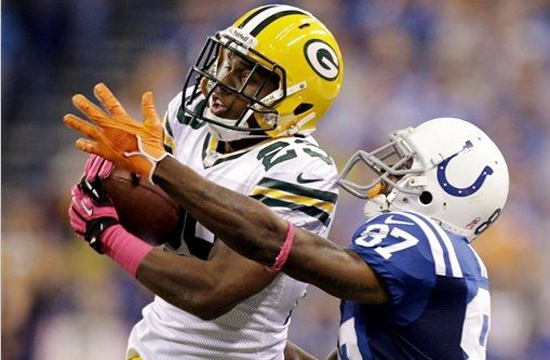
[339, 118, 510, 241]
[339, 131, 421, 199]
[181, 4, 343, 142]
[182, 32, 283, 136]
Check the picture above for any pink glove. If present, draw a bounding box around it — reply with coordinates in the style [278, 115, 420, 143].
[69, 182, 119, 253]
[81, 154, 114, 201]
[84, 154, 114, 179]
[69, 182, 153, 276]
[68, 154, 153, 274]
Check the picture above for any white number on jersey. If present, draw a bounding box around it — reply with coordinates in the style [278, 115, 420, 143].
[338, 317, 362, 360]
[461, 287, 490, 359]
[355, 221, 419, 260]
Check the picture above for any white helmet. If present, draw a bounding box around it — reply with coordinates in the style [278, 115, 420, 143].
[339, 118, 510, 241]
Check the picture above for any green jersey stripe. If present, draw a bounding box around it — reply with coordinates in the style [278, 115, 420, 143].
[163, 117, 174, 137]
[201, 133, 251, 168]
[177, 101, 207, 129]
[256, 177, 338, 204]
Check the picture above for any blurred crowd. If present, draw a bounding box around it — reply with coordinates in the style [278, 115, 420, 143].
[2, 0, 549, 359]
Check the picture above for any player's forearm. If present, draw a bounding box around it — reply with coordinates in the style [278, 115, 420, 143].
[282, 232, 389, 302]
[154, 157, 389, 303]
[284, 341, 318, 360]
[154, 156, 286, 265]
[136, 249, 239, 319]
[324, 348, 338, 360]
[96, 223, 229, 318]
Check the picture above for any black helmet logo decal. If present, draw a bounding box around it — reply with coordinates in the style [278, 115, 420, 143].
[304, 40, 339, 81]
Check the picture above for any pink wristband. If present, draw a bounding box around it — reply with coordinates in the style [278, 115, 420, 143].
[266, 221, 295, 273]
[100, 225, 154, 277]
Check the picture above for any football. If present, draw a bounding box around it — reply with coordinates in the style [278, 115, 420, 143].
[102, 168, 182, 246]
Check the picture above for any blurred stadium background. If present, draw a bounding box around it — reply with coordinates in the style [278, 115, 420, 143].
[1, 0, 549, 359]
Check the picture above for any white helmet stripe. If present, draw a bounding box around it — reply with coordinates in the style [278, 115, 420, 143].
[237, 5, 277, 29]
[240, 5, 310, 36]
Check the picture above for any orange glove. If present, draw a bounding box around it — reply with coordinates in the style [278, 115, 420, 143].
[63, 83, 171, 183]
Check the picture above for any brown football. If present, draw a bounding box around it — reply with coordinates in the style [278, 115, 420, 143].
[102, 168, 182, 246]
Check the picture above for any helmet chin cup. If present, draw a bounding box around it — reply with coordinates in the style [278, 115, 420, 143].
[204, 107, 268, 142]
[207, 122, 250, 142]
[363, 194, 389, 219]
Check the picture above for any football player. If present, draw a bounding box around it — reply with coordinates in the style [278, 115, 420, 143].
[67, 102, 509, 359]
[66, 4, 342, 360]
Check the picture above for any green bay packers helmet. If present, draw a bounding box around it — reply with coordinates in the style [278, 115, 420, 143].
[182, 4, 344, 141]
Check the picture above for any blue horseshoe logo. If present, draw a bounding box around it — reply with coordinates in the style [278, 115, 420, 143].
[437, 141, 493, 197]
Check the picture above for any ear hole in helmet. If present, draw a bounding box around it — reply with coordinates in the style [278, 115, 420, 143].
[294, 103, 313, 115]
[299, 23, 310, 29]
[419, 191, 433, 205]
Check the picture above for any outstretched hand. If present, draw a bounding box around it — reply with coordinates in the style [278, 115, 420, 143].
[63, 83, 170, 183]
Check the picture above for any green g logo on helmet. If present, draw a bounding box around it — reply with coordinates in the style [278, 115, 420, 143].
[304, 40, 340, 81]
[182, 4, 344, 140]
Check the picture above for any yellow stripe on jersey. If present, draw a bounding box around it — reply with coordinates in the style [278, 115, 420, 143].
[250, 177, 337, 226]
[162, 114, 176, 154]
[250, 187, 335, 214]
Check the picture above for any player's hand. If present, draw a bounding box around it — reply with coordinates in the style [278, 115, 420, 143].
[63, 83, 170, 183]
[69, 181, 119, 254]
[84, 154, 114, 181]
[81, 154, 114, 203]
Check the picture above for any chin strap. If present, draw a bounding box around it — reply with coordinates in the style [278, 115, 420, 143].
[204, 107, 269, 142]
[363, 194, 390, 219]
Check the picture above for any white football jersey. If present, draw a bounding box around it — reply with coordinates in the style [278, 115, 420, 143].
[126, 92, 339, 360]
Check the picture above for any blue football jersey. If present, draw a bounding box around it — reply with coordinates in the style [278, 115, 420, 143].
[338, 211, 490, 360]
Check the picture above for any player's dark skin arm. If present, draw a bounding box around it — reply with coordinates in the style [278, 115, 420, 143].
[285, 341, 319, 360]
[149, 156, 389, 304]
[325, 348, 338, 360]
[136, 236, 278, 320]
[132, 58, 290, 320]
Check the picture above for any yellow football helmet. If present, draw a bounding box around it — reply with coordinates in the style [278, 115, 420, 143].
[182, 4, 344, 141]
